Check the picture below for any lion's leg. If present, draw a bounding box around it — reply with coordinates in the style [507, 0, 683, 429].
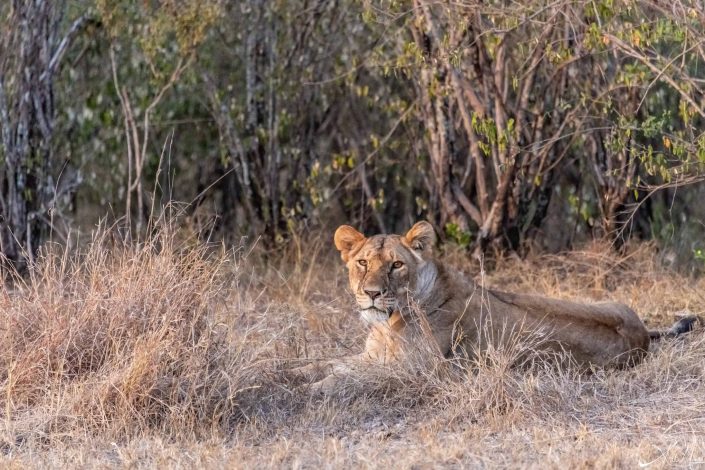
[296, 322, 404, 393]
[288, 354, 363, 383]
[288, 360, 334, 384]
[307, 359, 359, 394]
[289, 353, 368, 393]
[551, 304, 651, 367]
[487, 292, 654, 367]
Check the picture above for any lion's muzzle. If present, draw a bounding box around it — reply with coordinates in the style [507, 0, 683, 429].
[355, 288, 395, 325]
[356, 289, 394, 310]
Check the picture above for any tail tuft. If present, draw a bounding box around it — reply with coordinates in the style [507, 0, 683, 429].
[670, 315, 701, 336]
[649, 314, 702, 340]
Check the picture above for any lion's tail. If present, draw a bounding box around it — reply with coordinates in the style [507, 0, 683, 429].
[648, 315, 702, 340]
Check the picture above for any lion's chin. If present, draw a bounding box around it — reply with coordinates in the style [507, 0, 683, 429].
[359, 308, 390, 325]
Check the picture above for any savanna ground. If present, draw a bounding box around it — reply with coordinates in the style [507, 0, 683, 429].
[2, 223, 705, 469]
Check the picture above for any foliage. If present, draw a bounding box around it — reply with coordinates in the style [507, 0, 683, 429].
[1, 0, 705, 261]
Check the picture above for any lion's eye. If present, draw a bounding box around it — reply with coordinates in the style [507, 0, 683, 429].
[392, 261, 404, 269]
[357, 259, 367, 267]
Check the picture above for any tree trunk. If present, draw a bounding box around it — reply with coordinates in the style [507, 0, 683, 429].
[0, 1, 87, 270]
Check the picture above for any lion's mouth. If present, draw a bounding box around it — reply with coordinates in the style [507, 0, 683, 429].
[357, 303, 392, 314]
[357, 298, 395, 312]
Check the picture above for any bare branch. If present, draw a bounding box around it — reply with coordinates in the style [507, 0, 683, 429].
[41, 15, 95, 82]
[607, 33, 705, 120]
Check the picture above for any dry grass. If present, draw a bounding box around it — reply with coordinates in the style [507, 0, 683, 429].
[2, 228, 705, 469]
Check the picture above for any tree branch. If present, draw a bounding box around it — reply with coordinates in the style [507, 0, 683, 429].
[41, 15, 96, 82]
[607, 34, 705, 120]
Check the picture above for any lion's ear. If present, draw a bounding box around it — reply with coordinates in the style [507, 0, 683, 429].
[404, 221, 436, 256]
[334, 225, 365, 262]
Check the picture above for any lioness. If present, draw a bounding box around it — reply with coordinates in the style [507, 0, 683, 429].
[296, 221, 697, 392]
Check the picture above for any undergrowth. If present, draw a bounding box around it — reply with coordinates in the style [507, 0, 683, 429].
[1, 228, 705, 468]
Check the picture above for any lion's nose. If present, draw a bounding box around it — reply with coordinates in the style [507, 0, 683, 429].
[364, 288, 385, 300]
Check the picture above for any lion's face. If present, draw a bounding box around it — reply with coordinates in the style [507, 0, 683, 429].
[334, 221, 437, 325]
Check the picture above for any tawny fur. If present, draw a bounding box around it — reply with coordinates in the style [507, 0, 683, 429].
[294, 221, 694, 393]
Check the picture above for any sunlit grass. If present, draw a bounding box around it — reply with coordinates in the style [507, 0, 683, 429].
[1, 228, 704, 468]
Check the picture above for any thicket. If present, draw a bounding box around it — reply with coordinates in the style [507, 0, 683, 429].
[1, 0, 705, 267]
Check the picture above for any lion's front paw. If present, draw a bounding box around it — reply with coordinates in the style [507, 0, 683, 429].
[303, 373, 340, 395]
[283, 361, 332, 388]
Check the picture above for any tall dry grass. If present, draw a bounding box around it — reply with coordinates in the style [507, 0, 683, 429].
[1, 230, 705, 468]
[0, 222, 261, 444]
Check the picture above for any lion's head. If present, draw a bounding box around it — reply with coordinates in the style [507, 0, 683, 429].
[334, 221, 437, 325]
